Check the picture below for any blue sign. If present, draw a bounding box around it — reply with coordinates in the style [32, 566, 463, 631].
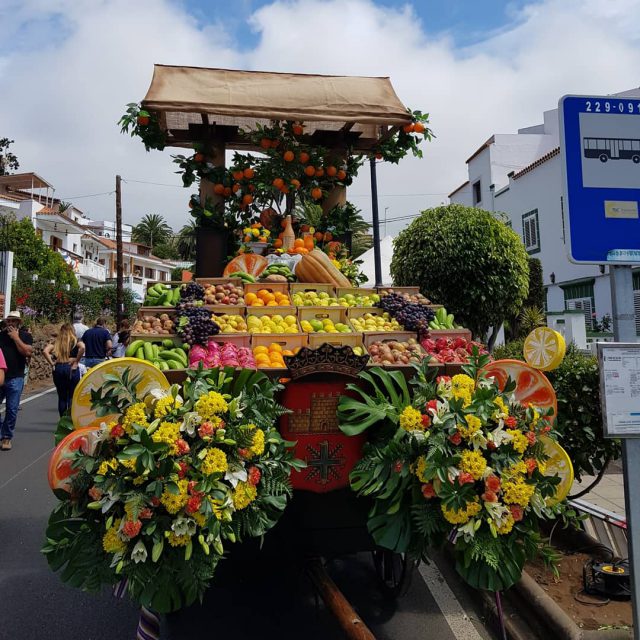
[559, 95, 640, 264]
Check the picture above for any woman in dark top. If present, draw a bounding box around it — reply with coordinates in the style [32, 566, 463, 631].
[44, 323, 85, 416]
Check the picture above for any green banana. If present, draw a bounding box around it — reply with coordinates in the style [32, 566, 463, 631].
[162, 339, 174, 349]
[136, 347, 145, 360]
[126, 339, 144, 357]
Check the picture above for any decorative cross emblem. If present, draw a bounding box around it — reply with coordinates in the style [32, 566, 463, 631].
[305, 440, 346, 485]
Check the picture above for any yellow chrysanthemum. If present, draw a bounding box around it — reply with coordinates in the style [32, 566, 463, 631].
[415, 456, 428, 483]
[201, 448, 228, 475]
[537, 461, 547, 475]
[496, 513, 515, 535]
[441, 499, 482, 525]
[502, 479, 535, 506]
[152, 421, 181, 455]
[232, 481, 257, 510]
[120, 458, 137, 471]
[192, 512, 207, 527]
[510, 430, 529, 454]
[458, 414, 482, 439]
[195, 391, 228, 420]
[251, 428, 265, 456]
[122, 403, 149, 435]
[458, 450, 487, 480]
[154, 395, 183, 419]
[505, 460, 528, 477]
[167, 532, 191, 547]
[102, 519, 127, 554]
[160, 479, 189, 514]
[399, 406, 423, 432]
[493, 396, 509, 418]
[97, 458, 118, 476]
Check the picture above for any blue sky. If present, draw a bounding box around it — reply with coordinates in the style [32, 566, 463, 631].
[181, 0, 534, 49]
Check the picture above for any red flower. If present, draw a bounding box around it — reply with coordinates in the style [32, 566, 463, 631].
[485, 475, 501, 492]
[449, 432, 462, 445]
[176, 439, 190, 455]
[526, 432, 536, 446]
[486, 440, 497, 450]
[150, 496, 161, 507]
[436, 375, 451, 385]
[185, 495, 202, 514]
[393, 460, 403, 473]
[421, 414, 431, 428]
[482, 490, 498, 503]
[525, 458, 537, 474]
[248, 466, 262, 486]
[88, 486, 102, 501]
[238, 448, 251, 459]
[421, 483, 436, 499]
[198, 421, 216, 438]
[426, 399, 438, 414]
[110, 424, 124, 438]
[122, 519, 142, 538]
[458, 472, 475, 485]
[510, 505, 524, 522]
[177, 461, 189, 478]
[139, 508, 153, 520]
[504, 416, 517, 428]
[542, 425, 551, 433]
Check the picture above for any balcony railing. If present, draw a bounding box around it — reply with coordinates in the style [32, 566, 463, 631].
[77, 259, 107, 282]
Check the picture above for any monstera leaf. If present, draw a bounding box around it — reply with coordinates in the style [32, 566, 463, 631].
[338, 368, 411, 435]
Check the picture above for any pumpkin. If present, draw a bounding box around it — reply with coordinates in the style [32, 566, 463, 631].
[295, 249, 352, 287]
[223, 253, 268, 278]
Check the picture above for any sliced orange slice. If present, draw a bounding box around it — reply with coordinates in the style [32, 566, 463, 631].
[524, 327, 566, 371]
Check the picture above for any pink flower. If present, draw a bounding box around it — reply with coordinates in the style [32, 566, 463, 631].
[393, 460, 403, 473]
[449, 432, 462, 445]
[88, 486, 102, 501]
[485, 475, 501, 492]
[504, 416, 517, 428]
[482, 490, 498, 503]
[122, 519, 142, 538]
[510, 505, 524, 522]
[421, 483, 436, 499]
[526, 432, 536, 446]
[198, 421, 215, 438]
[176, 439, 190, 455]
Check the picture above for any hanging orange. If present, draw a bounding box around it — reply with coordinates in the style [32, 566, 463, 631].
[292, 123, 304, 136]
[304, 165, 315, 177]
[260, 138, 272, 150]
[213, 183, 225, 195]
[223, 253, 268, 278]
[283, 150, 295, 162]
[311, 187, 323, 200]
[336, 169, 347, 180]
[243, 167, 255, 179]
[272, 177, 284, 189]
[232, 170, 244, 181]
[299, 151, 310, 164]
[326, 165, 337, 177]
[290, 179, 301, 190]
[413, 122, 425, 133]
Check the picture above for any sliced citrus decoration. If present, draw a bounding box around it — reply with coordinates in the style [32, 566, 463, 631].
[480, 359, 557, 420]
[71, 358, 169, 430]
[48, 427, 102, 493]
[540, 436, 574, 505]
[223, 253, 268, 278]
[523, 327, 566, 371]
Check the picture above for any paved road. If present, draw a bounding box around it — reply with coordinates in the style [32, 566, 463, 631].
[0, 390, 495, 640]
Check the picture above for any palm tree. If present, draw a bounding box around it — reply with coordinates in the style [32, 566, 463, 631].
[176, 221, 197, 261]
[132, 214, 172, 250]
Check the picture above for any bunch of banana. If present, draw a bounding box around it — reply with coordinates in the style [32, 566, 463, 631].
[125, 339, 188, 371]
[429, 307, 458, 330]
[144, 283, 181, 307]
[227, 271, 256, 284]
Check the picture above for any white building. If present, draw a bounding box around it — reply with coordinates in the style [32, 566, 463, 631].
[0, 172, 172, 297]
[449, 89, 640, 335]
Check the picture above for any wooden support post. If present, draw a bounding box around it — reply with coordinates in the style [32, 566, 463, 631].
[322, 148, 348, 215]
[307, 559, 376, 640]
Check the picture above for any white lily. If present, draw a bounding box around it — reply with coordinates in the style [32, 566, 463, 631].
[131, 540, 148, 564]
[224, 465, 248, 487]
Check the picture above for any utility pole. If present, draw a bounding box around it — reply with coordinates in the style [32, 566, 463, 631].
[369, 157, 382, 287]
[384, 207, 389, 237]
[115, 175, 124, 325]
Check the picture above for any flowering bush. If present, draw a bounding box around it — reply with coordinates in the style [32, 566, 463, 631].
[43, 367, 303, 612]
[337, 354, 577, 591]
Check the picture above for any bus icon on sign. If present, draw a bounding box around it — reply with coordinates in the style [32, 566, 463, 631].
[584, 137, 640, 163]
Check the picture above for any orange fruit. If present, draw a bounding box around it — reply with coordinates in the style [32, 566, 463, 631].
[311, 187, 322, 200]
[266, 300, 278, 306]
[296, 247, 309, 254]
[282, 349, 294, 356]
[232, 170, 244, 181]
[326, 165, 337, 177]
[304, 165, 316, 177]
[253, 345, 268, 354]
[224, 187, 232, 197]
[336, 169, 346, 180]
[299, 151, 310, 164]
[294, 238, 305, 248]
[245, 292, 258, 304]
[270, 139, 280, 148]
[232, 183, 241, 193]
[269, 343, 283, 353]
[272, 177, 284, 189]
[273, 238, 283, 248]
[314, 231, 323, 241]
[291, 179, 301, 189]
[280, 185, 289, 194]
[258, 236, 267, 242]
[260, 138, 272, 150]
[283, 150, 295, 162]
[403, 123, 415, 133]
[242, 194, 254, 205]
[194, 153, 205, 162]
[413, 122, 425, 133]
[315, 168, 324, 178]
[213, 183, 225, 195]
[253, 299, 265, 306]
[292, 123, 304, 136]
[243, 167, 255, 179]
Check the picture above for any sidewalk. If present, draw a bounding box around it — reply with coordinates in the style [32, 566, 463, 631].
[570, 459, 625, 517]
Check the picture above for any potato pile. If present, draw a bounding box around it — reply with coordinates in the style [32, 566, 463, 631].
[132, 313, 175, 335]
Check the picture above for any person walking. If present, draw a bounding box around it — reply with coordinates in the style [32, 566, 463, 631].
[0, 311, 33, 451]
[43, 323, 85, 417]
[111, 319, 131, 358]
[72, 312, 89, 340]
[79, 317, 112, 369]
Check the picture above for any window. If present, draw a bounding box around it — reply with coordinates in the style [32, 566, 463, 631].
[73, 243, 78, 253]
[562, 280, 595, 331]
[522, 210, 540, 254]
[472, 180, 482, 205]
[145, 267, 154, 279]
[633, 271, 640, 335]
[159, 271, 168, 281]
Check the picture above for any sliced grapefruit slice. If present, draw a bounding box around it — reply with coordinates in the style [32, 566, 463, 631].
[223, 253, 268, 278]
[480, 359, 557, 420]
[71, 358, 169, 430]
[48, 426, 102, 493]
[540, 436, 574, 504]
[524, 327, 566, 371]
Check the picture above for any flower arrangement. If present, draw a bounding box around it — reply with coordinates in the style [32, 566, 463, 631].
[337, 353, 577, 591]
[43, 367, 303, 612]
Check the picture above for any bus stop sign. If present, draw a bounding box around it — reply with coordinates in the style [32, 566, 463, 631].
[559, 94, 640, 264]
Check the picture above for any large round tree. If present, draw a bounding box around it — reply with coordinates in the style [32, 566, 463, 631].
[391, 204, 529, 347]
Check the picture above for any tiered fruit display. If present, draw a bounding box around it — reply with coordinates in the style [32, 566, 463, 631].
[336, 292, 380, 307]
[428, 307, 460, 330]
[125, 339, 188, 371]
[259, 263, 296, 283]
[420, 336, 489, 364]
[144, 283, 181, 307]
[292, 290, 339, 306]
[253, 343, 302, 369]
[132, 313, 175, 335]
[203, 282, 243, 305]
[376, 293, 434, 334]
[189, 341, 256, 369]
[212, 314, 248, 333]
[349, 312, 402, 332]
[244, 289, 291, 306]
[378, 288, 432, 306]
[246, 314, 299, 334]
[299, 318, 352, 333]
[368, 338, 425, 366]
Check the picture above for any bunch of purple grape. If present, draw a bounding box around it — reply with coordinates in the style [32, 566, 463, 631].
[377, 293, 435, 335]
[180, 282, 205, 302]
[176, 303, 219, 346]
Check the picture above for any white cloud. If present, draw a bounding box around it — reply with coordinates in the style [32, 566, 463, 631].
[1, 0, 639, 236]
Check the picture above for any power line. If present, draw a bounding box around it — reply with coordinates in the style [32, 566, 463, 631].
[123, 178, 186, 188]
[57, 190, 115, 200]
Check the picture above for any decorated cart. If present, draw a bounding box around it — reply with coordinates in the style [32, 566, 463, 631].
[43, 67, 577, 640]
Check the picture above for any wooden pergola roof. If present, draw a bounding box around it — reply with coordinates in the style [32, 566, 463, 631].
[141, 65, 413, 152]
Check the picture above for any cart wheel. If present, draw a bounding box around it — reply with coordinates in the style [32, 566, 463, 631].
[372, 550, 413, 598]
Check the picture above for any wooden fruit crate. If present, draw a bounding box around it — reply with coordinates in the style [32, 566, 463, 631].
[290, 283, 336, 297]
[208, 304, 246, 317]
[429, 328, 473, 342]
[251, 333, 308, 351]
[376, 286, 420, 296]
[207, 334, 251, 348]
[362, 331, 419, 347]
[335, 287, 377, 300]
[307, 332, 362, 348]
[243, 282, 290, 296]
[195, 277, 244, 287]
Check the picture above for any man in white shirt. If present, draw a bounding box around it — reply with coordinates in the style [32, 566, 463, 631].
[73, 312, 89, 340]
